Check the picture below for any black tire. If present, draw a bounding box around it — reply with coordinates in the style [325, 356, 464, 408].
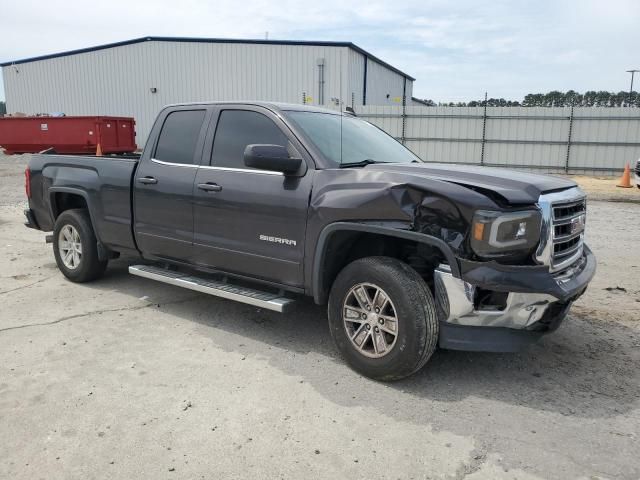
[52, 209, 108, 283]
[328, 256, 438, 381]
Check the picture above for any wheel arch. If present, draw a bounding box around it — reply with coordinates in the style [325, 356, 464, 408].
[49, 187, 107, 260]
[312, 222, 460, 305]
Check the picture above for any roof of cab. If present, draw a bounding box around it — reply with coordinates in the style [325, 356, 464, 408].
[164, 101, 343, 115]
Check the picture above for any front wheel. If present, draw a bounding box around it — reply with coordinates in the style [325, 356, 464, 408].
[53, 209, 108, 283]
[328, 256, 439, 381]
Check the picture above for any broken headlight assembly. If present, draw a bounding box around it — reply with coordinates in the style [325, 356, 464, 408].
[470, 210, 542, 257]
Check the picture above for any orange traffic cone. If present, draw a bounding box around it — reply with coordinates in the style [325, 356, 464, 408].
[96, 143, 103, 156]
[617, 163, 632, 188]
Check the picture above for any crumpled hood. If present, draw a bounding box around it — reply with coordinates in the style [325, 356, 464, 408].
[364, 162, 577, 205]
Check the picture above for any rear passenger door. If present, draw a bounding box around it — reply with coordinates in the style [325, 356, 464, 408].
[192, 107, 313, 287]
[134, 108, 208, 263]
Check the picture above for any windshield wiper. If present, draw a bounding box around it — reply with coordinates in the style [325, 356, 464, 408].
[340, 159, 387, 168]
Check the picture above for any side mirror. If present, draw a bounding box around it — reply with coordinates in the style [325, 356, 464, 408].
[243, 144, 302, 175]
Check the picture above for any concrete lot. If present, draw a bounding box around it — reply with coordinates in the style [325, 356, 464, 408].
[1, 153, 639, 479]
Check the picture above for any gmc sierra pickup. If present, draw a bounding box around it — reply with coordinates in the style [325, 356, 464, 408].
[24, 102, 596, 380]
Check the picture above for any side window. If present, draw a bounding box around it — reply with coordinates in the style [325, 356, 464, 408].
[154, 110, 206, 165]
[211, 110, 289, 169]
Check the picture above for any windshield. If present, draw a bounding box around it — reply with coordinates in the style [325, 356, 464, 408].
[286, 111, 421, 167]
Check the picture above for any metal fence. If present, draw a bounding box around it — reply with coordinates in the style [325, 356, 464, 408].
[355, 105, 640, 175]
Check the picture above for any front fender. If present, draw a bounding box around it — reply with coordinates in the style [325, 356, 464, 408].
[311, 222, 460, 304]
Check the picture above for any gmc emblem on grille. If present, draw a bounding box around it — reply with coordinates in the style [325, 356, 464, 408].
[570, 215, 586, 235]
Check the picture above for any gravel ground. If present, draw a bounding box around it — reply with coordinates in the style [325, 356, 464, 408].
[1, 153, 639, 479]
[569, 175, 640, 203]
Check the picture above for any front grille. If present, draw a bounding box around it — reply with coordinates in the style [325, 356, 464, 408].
[536, 188, 586, 273]
[551, 198, 586, 270]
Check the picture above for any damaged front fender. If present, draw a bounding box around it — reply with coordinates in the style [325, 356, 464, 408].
[311, 221, 460, 303]
[305, 168, 502, 302]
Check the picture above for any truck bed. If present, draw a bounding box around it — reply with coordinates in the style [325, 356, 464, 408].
[27, 153, 139, 254]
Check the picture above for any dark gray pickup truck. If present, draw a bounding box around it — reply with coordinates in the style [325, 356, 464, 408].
[24, 102, 596, 380]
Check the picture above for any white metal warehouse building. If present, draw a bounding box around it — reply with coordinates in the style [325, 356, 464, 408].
[1, 36, 420, 143]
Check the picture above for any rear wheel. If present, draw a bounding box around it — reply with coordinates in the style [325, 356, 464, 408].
[53, 209, 108, 282]
[328, 256, 438, 381]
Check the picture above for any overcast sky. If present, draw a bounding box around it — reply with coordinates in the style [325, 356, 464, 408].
[1, 0, 638, 103]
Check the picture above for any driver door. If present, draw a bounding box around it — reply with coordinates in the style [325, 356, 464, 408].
[192, 107, 313, 287]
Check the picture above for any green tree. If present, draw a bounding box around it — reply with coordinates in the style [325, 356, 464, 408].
[564, 90, 581, 106]
[438, 90, 638, 107]
[614, 91, 628, 107]
[581, 91, 596, 106]
[542, 91, 563, 106]
[522, 93, 544, 106]
[594, 91, 612, 106]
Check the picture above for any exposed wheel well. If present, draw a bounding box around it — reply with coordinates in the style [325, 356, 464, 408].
[317, 230, 446, 304]
[49, 193, 115, 261]
[51, 192, 88, 219]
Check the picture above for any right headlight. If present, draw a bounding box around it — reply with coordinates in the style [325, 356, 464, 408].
[470, 210, 542, 257]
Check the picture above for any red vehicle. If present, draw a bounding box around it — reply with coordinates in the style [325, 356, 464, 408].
[0, 116, 137, 155]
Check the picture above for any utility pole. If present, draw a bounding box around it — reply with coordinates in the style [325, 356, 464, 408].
[626, 69, 639, 106]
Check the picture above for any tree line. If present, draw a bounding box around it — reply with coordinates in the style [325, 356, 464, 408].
[418, 91, 640, 107]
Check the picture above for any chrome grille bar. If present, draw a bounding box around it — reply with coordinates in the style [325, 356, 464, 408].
[553, 230, 583, 243]
[552, 200, 585, 221]
[554, 240, 583, 259]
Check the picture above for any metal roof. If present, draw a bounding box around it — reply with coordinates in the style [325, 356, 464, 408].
[0, 36, 415, 81]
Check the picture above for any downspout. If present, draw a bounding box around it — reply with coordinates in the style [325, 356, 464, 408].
[401, 77, 407, 144]
[362, 56, 368, 106]
[317, 58, 325, 105]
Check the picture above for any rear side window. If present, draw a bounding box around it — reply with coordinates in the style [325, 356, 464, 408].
[211, 110, 288, 169]
[155, 110, 206, 165]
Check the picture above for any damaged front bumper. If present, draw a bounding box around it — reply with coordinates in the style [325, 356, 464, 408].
[434, 245, 596, 352]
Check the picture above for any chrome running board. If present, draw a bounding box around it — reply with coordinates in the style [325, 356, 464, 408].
[129, 264, 294, 313]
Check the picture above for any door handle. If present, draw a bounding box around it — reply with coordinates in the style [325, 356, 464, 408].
[197, 182, 222, 192]
[137, 176, 158, 185]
